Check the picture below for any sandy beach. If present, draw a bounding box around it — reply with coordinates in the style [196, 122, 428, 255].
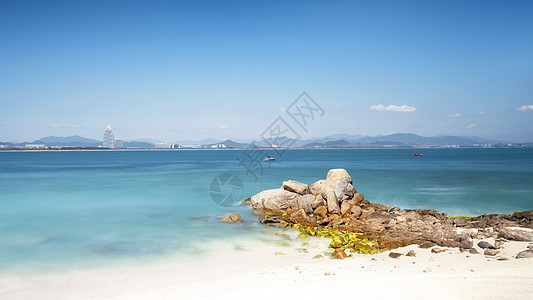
[1, 230, 532, 300]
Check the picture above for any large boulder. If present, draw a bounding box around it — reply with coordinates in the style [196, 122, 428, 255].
[282, 180, 309, 195]
[320, 169, 353, 199]
[309, 180, 325, 196]
[297, 194, 315, 214]
[250, 189, 300, 215]
[334, 178, 356, 202]
[326, 190, 341, 214]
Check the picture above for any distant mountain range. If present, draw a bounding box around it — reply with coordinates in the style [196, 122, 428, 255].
[0, 133, 524, 148]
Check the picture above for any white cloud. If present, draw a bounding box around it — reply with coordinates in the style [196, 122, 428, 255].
[516, 105, 533, 112]
[1, 122, 13, 127]
[449, 113, 461, 118]
[369, 104, 417, 112]
[440, 123, 447, 127]
[479, 112, 485, 115]
[48, 124, 82, 129]
[466, 124, 476, 129]
[217, 125, 228, 129]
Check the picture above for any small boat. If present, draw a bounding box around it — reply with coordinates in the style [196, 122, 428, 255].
[412, 153, 423, 157]
[263, 156, 275, 161]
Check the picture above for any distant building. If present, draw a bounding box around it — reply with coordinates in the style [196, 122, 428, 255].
[25, 144, 46, 149]
[211, 144, 227, 148]
[103, 125, 115, 148]
[156, 142, 172, 149]
[115, 138, 124, 148]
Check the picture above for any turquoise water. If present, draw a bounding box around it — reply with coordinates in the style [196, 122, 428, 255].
[0, 148, 532, 272]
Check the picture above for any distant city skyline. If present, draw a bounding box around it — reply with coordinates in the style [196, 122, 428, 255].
[1, 1, 532, 142]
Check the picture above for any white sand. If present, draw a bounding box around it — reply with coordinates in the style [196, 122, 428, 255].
[1, 233, 532, 300]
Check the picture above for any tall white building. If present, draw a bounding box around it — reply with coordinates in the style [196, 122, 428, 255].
[103, 125, 115, 148]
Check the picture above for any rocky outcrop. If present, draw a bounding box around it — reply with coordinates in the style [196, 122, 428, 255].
[246, 168, 533, 255]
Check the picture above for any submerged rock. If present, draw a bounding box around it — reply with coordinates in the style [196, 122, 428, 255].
[219, 213, 243, 223]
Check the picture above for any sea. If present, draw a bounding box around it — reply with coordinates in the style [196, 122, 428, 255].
[0, 148, 532, 273]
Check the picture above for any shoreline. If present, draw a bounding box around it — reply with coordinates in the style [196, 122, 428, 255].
[1, 146, 532, 153]
[1, 230, 532, 300]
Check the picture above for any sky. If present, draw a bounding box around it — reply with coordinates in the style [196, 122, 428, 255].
[1, 0, 532, 143]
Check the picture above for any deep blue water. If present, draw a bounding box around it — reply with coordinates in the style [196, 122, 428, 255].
[0, 148, 532, 272]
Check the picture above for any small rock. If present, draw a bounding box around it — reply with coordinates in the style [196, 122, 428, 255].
[313, 206, 328, 218]
[419, 241, 435, 249]
[478, 241, 495, 249]
[324, 272, 335, 276]
[313, 254, 323, 259]
[423, 267, 432, 273]
[389, 252, 403, 259]
[515, 250, 533, 259]
[406, 250, 416, 257]
[275, 252, 287, 256]
[297, 232, 308, 239]
[484, 249, 500, 256]
[469, 248, 479, 254]
[333, 249, 348, 259]
[296, 248, 309, 253]
[240, 198, 251, 205]
[431, 248, 446, 254]
[527, 243, 533, 250]
[497, 257, 509, 261]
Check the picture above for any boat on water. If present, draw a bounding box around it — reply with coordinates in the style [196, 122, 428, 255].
[263, 156, 275, 161]
[412, 153, 423, 157]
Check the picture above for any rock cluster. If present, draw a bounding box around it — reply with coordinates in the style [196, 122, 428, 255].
[249, 169, 533, 254]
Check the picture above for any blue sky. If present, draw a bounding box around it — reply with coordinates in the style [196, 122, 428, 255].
[1, 0, 532, 142]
